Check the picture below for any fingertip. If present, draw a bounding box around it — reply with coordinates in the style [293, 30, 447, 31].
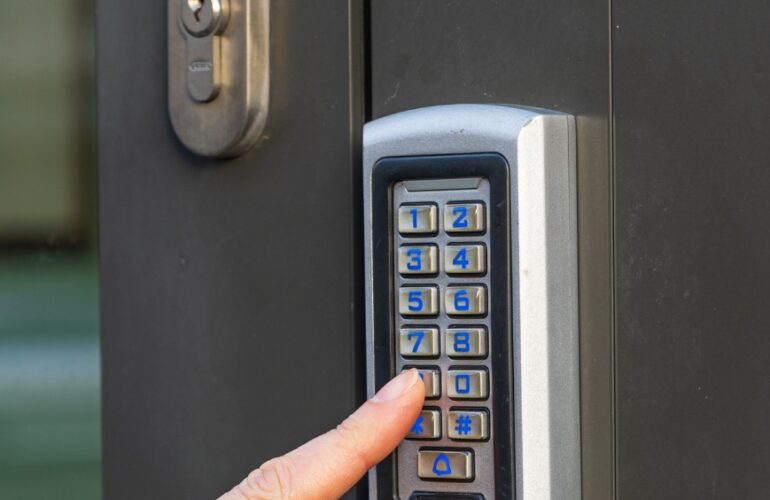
[371, 368, 422, 403]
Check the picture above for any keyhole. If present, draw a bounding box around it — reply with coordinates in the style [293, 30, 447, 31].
[188, 0, 204, 22]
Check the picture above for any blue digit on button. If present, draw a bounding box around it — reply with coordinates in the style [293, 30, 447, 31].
[454, 289, 470, 311]
[454, 332, 471, 353]
[408, 331, 425, 352]
[406, 248, 422, 271]
[456, 374, 471, 394]
[408, 290, 424, 312]
[410, 208, 419, 228]
[452, 206, 469, 228]
[453, 247, 469, 269]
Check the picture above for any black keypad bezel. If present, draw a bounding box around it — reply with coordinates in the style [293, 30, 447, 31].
[371, 153, 515, 499]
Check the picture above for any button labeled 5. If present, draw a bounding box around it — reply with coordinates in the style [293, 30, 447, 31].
[399, 204, 437, 234]
[444, 202, 485, 233]
[445, 244, 486, 274]
[398, 245, 438, 275]
[400, 327, 439, 357]
[445, 286, 487, 316]
[399, 287, 439, 316]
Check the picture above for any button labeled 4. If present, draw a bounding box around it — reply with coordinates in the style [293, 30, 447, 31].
[445, 244, 486, 274]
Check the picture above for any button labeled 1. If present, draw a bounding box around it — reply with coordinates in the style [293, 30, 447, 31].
[445, 244, 486, 274]
[444, 203, 485, 233]
[445, 286, 487, 316]
[398, 245, 438, 275]
[417, 449, 474, 481]
[399, 287, 439, 316]
[399, 204, 437, 234]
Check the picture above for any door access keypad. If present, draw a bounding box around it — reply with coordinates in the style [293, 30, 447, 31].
[393, 178, 498, 498]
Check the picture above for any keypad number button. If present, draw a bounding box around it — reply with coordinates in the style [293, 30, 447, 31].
[404, 367, 441, 399]
[407, 409, 442, 440]
[445, 244, 486, 274]
[448, 410, 490, 441]
[399, 286, 439, 316]
[447, 369, 489, 400]
[446, 327, 488, 358]
[444, 202, 485, 233]
[398, 245, 438, 275]
[417, 449, 474, 481]
[399, 204, 438, 235]
[400, 328, 440, 358]
[445, 286, 487, 316]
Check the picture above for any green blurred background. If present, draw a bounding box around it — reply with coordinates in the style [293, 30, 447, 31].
[0, 0, 101, 498]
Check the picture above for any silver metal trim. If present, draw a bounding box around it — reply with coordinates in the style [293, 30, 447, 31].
[364, 104, 580, 499]
[168, 0, 269, 158]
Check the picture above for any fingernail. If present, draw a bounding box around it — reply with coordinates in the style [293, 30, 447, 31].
[372, 369, 419, 402]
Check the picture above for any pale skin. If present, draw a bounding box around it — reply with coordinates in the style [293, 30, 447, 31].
[219, 369, 425, 500]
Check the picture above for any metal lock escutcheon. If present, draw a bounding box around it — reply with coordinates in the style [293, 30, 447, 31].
[169, 0, 270, 158]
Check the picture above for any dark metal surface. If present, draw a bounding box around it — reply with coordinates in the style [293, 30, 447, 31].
[97, 0, 364, 498]
[369, 2, 614, 498]
[613, 1, 770, 499]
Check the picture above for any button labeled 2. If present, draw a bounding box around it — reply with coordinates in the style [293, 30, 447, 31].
[444, 203, 485, 233]
[398, 245, 439, 275]
[400, 327, 440, 357]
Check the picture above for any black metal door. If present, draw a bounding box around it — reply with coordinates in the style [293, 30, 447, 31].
[99, 1, 770, 498]
[98, 1, 365, 498]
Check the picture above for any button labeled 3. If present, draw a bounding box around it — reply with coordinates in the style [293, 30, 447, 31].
[398, 245, 439, 275]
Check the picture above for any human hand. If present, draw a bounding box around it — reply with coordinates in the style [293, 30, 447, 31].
[219, 369, 425, 500]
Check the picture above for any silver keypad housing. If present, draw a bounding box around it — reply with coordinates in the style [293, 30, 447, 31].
[393, 179, 495, 499]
